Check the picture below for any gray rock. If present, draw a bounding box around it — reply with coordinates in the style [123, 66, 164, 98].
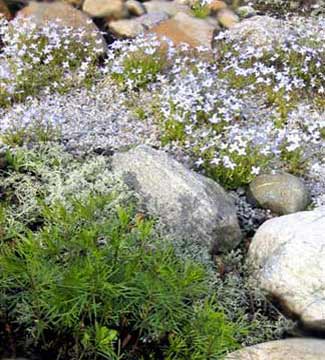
[126, 0, 146, 16]
[236, 5, 256, 18]
[144, 0, 189, 17]
[140, 11, 169, 28]
[83, 0, 128, 18]
[112, 145, 241, 253]
[109, 18, 145, 37]
[248, 172, 310, 215]
[150, 12, 219, 48]
[109, 12, 168, 37]
[226, 338, 325, 360]
[226, 16, 287, 48]
[248, 207, 325, 330]
[217, 8, 239, 29]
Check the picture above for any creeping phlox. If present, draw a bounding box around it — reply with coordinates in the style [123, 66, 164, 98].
[0, 15, 324, 204]
[0, 16, 102, 106]
[216, 16, 325, 101]
[104, 34, 175, 90]
[144, 17, 324, 192]
[152, 55, 273, 188]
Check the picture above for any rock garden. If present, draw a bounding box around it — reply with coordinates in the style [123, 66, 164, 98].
[0, 0, 324, 359]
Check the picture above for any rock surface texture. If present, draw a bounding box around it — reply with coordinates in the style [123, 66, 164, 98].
[126, 0, 146, 17]
[226, 15, 286, 47]
[217, 8, 239, 28]
[112, 145, 241, 253]
[109, 12, 168, 37]
[226, 338, 325, 360]
[83, 0, 127, 19]
[144, 0, 189, 17]
[248, 207, 325, 330]
[150, 12, 218, 48]
[248, 173, 310, 214]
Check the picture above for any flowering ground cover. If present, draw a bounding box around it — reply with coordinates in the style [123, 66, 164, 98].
[1, 15, 324, 205]
[0, 2, 324, 359]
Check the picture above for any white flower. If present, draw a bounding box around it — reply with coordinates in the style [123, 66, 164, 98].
[209, 114, 220, 124]
[195, 158, 204, 167]
[251, 166, 260, 176]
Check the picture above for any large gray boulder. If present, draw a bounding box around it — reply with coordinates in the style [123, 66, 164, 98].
[248, 207, 325, 330]
[226, 338, 325, 360]
[112, 145, 241, 253]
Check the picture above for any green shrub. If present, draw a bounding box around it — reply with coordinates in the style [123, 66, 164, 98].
[0, 194, 242, 359]
[0, 145, 293, 359]
[0, 145, 244, 359]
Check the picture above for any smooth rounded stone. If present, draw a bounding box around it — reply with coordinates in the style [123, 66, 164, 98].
[109, 18, 145, 37]
[248, 173, 310, 215]
[217, 8, 239, 28]
[175, 0, 196, 5]
[226, 338, 325, 360]
[140, 11, 169, 27]
[17, 1, 106, 53]
[248, 207, 325, 330]
[208, 0, 228, 13]
[83, 0, 127, 19]
[226, 15, 286, 47]
[144, 1, 189, 17]
[150, 12, 219, 48]
[109, 12, 168, 37]
[112, 145, 242, 253]
[126, 0, 146, 16]
[236, 5, 256, 18]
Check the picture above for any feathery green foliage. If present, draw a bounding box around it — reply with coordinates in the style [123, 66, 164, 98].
[0, 146, 293, 358]
[0, 195, 242, 359]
